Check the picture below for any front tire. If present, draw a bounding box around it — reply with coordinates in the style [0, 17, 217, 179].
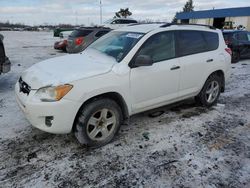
[195, 74, 222, 107]
[74, 98, 122, 148]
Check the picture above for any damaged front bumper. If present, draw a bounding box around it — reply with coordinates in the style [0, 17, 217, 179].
[0, 57, 11, 74]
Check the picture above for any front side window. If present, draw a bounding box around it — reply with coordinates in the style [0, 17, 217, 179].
[136, 31, 176, 63]
[88, 31, 144, 62]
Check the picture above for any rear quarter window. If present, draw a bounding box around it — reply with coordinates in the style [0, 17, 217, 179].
[177, 30, 218, 57]
[203, 32, 219, 51]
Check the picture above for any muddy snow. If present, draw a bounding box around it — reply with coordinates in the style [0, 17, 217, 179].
[0, 31, 249, 187]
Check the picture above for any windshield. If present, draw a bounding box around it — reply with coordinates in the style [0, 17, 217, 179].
[88, 31, 144, 62]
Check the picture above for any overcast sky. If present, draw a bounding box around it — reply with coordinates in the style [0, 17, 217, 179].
[0, 0, 249, 26]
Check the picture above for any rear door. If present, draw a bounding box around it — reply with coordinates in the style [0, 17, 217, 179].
[177, 30, 219, 97]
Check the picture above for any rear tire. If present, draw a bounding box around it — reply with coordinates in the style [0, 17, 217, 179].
[195, 74, 222, 107]
[74, 98, 122, 148]
[232, 50, 240, 63]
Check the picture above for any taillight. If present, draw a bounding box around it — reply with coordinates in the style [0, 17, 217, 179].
[225, 48, 232, 56]
[75, 37, 84, 45]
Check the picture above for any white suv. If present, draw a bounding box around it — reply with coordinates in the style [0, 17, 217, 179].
[15, 23, 231, 148]
[102, 18, 138, 29]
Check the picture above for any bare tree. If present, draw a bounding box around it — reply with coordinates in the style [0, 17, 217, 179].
[115, 8, 132, 18]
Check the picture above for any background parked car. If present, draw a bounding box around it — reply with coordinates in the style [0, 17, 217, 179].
[102, 18, 138, 29]
[54, 40, 68, 52]
[0, 34, 11, 74]
[53, 27, 74, 37]
[59, 30, 73, 39]
[223, 30, 250, 63]
[66, 27, 111, 53]
[54, 31, 73, 52]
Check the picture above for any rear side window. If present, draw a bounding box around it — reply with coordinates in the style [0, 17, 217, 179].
[70, 29, 93, 37]
[137, 31, 175, 63]
[95, 30, 110, 38]
[177, 30, 218, 57]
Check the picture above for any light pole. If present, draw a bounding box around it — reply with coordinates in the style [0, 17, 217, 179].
[100, 0, 103, 25]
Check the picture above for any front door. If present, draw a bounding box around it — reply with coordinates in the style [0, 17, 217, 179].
[130, 31, 180, 112]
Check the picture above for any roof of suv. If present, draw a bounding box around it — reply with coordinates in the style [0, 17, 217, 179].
[117, 24, 163, 33]
[116, 23, 219, 33]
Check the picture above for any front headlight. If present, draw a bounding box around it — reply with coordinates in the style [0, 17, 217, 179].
[34, 84, 73, 102]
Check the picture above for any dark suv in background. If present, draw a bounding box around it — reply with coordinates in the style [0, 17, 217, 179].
[223, 30, 250, 63]
[66, 27, 111, 53]
[0, 34, 11, 74]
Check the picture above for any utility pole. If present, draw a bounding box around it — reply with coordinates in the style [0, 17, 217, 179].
[100, 0, 103, 25]
[75, 11, 78, 26]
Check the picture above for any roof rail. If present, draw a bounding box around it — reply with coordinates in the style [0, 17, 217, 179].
[128, 22, 166, 27]
[160, 23, 216, 30]
[79, 26, 111, 30]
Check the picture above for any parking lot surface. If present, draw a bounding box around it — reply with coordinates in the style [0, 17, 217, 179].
[0, 31, 249, 187]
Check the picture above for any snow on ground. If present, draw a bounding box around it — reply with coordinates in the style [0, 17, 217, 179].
[0, 31, 250, 187]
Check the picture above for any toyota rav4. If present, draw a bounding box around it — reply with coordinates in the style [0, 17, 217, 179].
[15, 23, 231, 148]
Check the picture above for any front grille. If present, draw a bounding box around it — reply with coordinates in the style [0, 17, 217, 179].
[19, 77, 31, 95]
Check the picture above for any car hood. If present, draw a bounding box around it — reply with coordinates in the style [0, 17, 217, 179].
[21, 49, 116, 89]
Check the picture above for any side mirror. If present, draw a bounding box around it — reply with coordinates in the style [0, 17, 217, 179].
[133, 55, 153, 67]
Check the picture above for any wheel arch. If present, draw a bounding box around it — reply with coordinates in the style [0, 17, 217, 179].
[207, 70, 225, 92]
[72, 92, 129, 132]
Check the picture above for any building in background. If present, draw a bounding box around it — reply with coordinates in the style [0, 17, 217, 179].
[176, 7, 250, 30]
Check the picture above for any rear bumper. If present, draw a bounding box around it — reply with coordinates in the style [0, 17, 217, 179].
[54, 41, 67, 50]
[0, 57, 11, 74]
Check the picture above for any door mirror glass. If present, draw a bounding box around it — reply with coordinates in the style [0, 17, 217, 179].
[134, 55, 153, 67]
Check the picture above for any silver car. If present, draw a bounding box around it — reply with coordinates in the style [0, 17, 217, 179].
[66, 27, 111, 53]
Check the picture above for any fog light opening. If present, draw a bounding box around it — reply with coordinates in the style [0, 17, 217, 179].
[45, 116, 54, 127]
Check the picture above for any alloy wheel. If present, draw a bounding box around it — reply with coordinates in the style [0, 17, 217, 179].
[86, 108, 117, 141]
[205, 81, 220, 103]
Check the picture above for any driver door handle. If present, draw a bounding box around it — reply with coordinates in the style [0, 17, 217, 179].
[170, 65, 180, 70]
[206, 59, 213, 62]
